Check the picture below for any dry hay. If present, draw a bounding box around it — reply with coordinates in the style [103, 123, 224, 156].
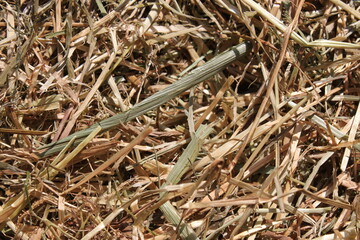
[0, 0, 359, 239]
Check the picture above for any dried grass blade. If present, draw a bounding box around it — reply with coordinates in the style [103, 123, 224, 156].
[240, 0, 360, 48]
[288, 101, 360, 151]
[41, 126, 102, 180]
[146, 26, 202, 45]
[295, 152, 334, 207]
[62, 127, 152, 194]
[340, 102, 360, 171]
[158, 0, 205, 20]
[312, 227, 357, 240]
[159, 202, 199, 240]
[205, 208, 253, 240]
[229, 178, 316, 225]
[182, 197, 266, 209]
[237, 95, 309, 180]
[158, 125, 212, 240]
[194, 119, 278, 171]
[81, 207, 124, 240]
[60, 50, 118, 139]
[0, 32, 36, 86]
[164, 125, 213, 186]
[70, 0, 132, 42]
[38, 42, 251, 157]
[329, 0, 360, 20]
[0, 128, 47, 135]
[139, 0, 161, 35]
[0, 190, 31, 223]
[195, 76, 235, 129]
[233, 220, 284, 239]
[299, 188, 352, 210]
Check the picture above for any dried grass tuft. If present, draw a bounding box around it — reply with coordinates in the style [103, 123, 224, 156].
[0, 0, 359, 239]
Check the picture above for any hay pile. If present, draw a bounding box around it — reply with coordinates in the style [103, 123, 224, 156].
[0, 0, 359, 239]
